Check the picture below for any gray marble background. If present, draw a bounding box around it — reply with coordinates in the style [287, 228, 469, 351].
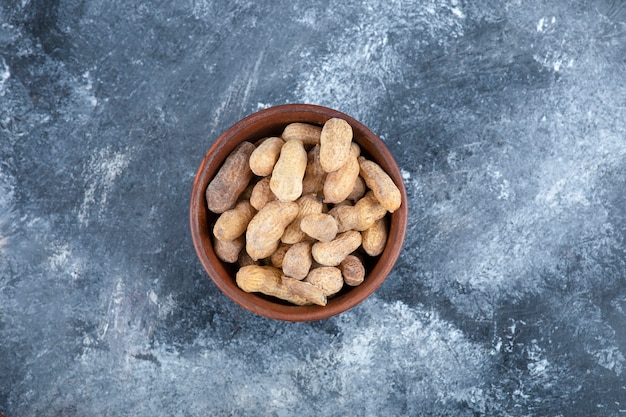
[1, 0, 626, 415]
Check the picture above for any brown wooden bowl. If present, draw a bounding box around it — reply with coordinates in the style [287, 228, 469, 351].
[190, 104, 408, 321]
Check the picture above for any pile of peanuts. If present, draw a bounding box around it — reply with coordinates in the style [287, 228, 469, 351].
[206, 118, 401, 306]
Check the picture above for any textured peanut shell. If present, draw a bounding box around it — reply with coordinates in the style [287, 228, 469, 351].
[269, 242, 291, 268]
[311, 230, 362, 266]
[355, 192, 388, 231]
[358, 156, 402, 212]
[300, 213, 338, 242]
[305, 266, 343, 296]
[249, 136, 284, 176]
[281, 122, 322, 147]
[213, 200, 256, 241]
[214, 235, 244, 263]
[323, 142, 361, 204]
[329, 192, 386, 232]
[250, 177, 276, 210]
[320, 118, 353, 173]
[282, 241, 313, 280]
[328, 205, 357, 233]
[346, 176, 366, 201]
[246, 200, 299, 261]
[270, 140, 307, 201]
[361, 217, 388, 256]
[206, 141, 255, 213]
[339, 254, 365, 286]
[281, 193, 323, 244]
[301, 145, 327, 196]
[282, 276, 327, 306]
[236, 265, 311, 305]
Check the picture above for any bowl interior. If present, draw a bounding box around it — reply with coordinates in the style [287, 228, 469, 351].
[190, 104, 408, 321]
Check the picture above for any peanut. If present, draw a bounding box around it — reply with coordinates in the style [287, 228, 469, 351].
[358, 156, 402, 212]
[206, 141, 255, 213]
[281, 122, 322, 147]
[301, 144, 327, 196]
[249, 177, 276, 210]
[320, 118, 353, 172]
[361, 217, 388, 256]
[236, 265, 311, 305]
[339, 254, 365, 286]
[346, 175, 366, 201]
[355, 191, 388, 230]
[282, 276, 327, 306]
[305, 266, 343, 296]
[246, 200, 299, 261]
[328, 205, 354, 233]
[282, 241, 313, 280]
[312, 230, 362, 266]
[270, 139, 307, 201]
[300, 213, 338, 242]
[213, 200, 256, 241]
[269, 243, 291, 269]
[323, 142, 361, 204]
[249, 136, 284, 176]
[329, 191, 386, 232]
[281, 193, 323, 244]
[214, 235, 244, 263]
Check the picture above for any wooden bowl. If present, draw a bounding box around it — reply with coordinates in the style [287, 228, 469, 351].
[190, 104, 408, 321]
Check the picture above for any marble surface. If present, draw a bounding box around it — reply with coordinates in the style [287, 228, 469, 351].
[1, 0, 626, 415]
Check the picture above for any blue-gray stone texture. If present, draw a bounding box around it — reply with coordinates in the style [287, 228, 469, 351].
[1, 1, 625, 415]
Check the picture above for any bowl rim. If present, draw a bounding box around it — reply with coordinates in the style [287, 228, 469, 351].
[190, 103, 408, 321]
